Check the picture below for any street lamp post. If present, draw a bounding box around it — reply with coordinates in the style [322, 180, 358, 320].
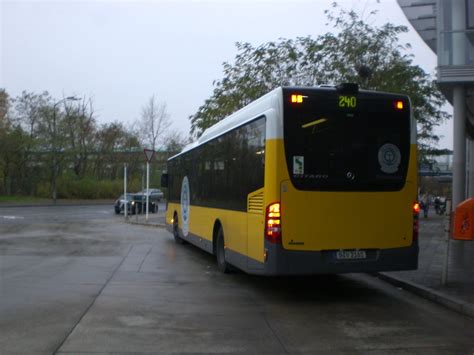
[51, 96, 80, 204]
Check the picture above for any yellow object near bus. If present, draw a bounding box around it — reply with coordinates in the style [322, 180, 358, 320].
[163, 84, 419, 275]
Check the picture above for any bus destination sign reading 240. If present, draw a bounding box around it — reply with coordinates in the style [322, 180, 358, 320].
[338, 95, 357, 108]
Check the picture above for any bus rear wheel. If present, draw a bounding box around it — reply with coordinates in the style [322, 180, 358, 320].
[173, 213, 186, 244]
[216, 227, 230, 273]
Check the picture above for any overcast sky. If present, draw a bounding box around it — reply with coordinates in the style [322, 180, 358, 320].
[1, 0, 452, 148]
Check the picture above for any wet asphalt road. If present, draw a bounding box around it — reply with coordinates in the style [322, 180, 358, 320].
[1, 205, 474, 355]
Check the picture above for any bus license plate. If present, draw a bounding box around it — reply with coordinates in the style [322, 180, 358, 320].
[335, 250, 367, 260]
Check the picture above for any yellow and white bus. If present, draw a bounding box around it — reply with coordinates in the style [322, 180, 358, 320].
[163, 84, 419, 275]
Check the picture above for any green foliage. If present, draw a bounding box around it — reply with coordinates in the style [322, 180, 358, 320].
[1, 89, 149, 198]
[189, 4, 449, 156]
[36, 182, 50, 198]
[0, 124, 32, 195]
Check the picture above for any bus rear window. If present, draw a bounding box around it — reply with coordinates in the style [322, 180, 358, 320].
[283, 90, 411, 191]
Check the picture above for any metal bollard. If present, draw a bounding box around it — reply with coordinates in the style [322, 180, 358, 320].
[441, 208, 452, 286]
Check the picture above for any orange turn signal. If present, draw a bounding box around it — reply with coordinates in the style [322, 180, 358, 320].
[291, 94, 303, 103]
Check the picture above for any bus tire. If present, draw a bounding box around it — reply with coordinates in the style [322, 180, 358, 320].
[216, 227, 230, 273]
[173, 212, 186, 244]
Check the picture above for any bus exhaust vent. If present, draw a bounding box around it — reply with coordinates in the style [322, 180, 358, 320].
[247, 190, 264, 214]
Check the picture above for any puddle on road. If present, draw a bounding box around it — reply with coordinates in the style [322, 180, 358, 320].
[1, 216, 25, 220]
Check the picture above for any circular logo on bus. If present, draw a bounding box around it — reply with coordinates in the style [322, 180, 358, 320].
[378, 143, 401, 174]
[180, 176, 190, 237]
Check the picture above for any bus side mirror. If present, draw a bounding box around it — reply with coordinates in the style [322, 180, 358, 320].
[161, 173, 169, 188]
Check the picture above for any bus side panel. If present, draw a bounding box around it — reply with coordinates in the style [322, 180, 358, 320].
[166, 202, 248, 258]
[165, 202, 175, 228]
[247, 188, 266, 265]
[254, 138, 286, 262]
[247, 213, 264, 264]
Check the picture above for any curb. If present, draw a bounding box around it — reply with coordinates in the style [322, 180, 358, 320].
[128, 220, 166, 228]
[377, 273, 474, 319]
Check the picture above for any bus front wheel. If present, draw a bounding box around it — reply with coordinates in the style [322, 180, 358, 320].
[173, 213, 186, 244]
[216, 227, 230, 273]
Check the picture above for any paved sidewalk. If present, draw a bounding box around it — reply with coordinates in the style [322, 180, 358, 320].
[380, 213, 474, 318]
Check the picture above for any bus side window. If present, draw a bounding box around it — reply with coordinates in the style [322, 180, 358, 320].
[161, 173, 168, 188]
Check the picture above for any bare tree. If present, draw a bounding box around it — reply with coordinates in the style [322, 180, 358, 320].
[63, 96, 97, 177]
[164, 129, 191, 155]
[138, 95, 171, 151]
[13, 91, 51, 140]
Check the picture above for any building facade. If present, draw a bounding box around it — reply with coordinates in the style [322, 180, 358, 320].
[398, 0, 474, 282]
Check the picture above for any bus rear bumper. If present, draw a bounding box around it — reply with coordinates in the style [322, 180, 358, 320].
[263, 242, 419, 275]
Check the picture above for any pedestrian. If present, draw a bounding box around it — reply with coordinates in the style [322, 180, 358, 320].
[434, 196, 441, 215]
[421, 193, 429, 218]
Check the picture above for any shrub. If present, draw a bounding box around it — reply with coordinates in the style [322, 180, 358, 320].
[56, 176, 142, 199]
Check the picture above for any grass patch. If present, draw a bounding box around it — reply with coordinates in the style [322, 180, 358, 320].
[0, 195, 51, 204]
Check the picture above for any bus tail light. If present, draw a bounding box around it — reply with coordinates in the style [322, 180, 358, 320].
[265, 202, 282, 244]
[413, 202, 420, 241]
[413, 202, 420, 214]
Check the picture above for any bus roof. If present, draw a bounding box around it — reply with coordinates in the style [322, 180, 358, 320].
[169, 85, 410, 160]
[170, 86, 284, 160]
